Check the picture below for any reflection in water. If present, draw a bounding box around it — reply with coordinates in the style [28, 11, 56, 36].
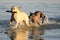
[29, 26, 45, 40]
[5, 25, 45, 40]
[5, 29, 16, 40]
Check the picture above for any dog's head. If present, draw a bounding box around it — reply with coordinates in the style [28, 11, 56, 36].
[11, 6, 20, 13]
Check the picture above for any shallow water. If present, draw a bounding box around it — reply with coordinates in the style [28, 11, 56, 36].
[0, 0, 60, 40]
[41, 29, 60, 40]
[0, 20, 60, 40]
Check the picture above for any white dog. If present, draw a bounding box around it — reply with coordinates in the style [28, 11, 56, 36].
[7, 6, 30, 29]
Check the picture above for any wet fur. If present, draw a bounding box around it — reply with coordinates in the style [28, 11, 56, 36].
[29, 11, 45, 25]
[6, 6, 30, 28]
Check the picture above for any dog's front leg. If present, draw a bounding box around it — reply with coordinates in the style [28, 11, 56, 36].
[14, 22, 19, 29]
[9, 15, 14, 26]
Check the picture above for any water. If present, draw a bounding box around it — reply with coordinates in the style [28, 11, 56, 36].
[42, 29, 60, 40]
[0, 0, 60, 40]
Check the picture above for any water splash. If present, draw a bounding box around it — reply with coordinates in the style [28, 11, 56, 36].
[41, 17, 60, 25]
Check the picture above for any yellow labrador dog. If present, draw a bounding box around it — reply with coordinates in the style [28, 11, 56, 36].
[6, 6, 30, 29]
